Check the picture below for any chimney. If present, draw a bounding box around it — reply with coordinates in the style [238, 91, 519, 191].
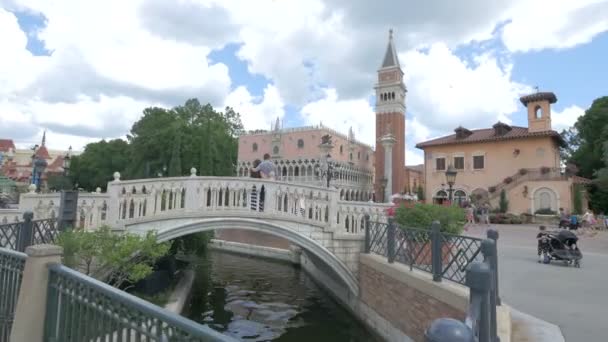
[492, 122, 512, 136]
[454, 126, 473, 139]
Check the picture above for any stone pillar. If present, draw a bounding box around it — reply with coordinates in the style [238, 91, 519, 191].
[380, 134, 396, 203]
[10, 244, 63, 342]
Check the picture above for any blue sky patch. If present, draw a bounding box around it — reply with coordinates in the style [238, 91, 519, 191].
[13, 10, 51, 56]
[209, 43, 269, 98]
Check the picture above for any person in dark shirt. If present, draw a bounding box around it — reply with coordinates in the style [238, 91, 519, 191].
[537, 225, 551, 263]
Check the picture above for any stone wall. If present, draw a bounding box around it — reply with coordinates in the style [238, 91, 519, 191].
[358, 254, 468, 342]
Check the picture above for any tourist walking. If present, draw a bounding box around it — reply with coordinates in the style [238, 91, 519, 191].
[482, 203, 491, 226]
[251, 153, 276, 180]
[250, 159, 261, 211]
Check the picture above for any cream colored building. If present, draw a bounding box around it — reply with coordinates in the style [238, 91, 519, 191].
[416, 92, 588, 214]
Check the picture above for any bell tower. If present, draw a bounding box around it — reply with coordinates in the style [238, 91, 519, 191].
[520, 90, 557, 133]
[375, 29, 406, 201]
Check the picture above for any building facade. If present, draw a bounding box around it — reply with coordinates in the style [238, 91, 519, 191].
[0, 132, 74, 191]
[416, 91, 588, 214]
[237, 121, 375, 201]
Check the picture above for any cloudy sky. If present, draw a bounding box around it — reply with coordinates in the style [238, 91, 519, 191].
[1, 0, 607, 164]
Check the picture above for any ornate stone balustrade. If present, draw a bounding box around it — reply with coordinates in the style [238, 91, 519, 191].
[0, 209, 23, 224]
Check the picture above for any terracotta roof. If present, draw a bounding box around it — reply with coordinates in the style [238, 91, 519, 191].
[0, 139, 15, 152]
[416, 125, 564, 148]
[572, 175, 592, 184]
[520, 92, 557, 106]
[405, 164, 423, 173]
[47, 155, 65, 170]
[35, 145, 51, 159]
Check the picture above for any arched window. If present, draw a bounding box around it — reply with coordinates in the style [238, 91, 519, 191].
[534, 105, 542, 119]
[357, 151, 361, 160]
[454, 190, 467, 205]
[435, 190, 448, 198]
[252, 143, 258, 152]
[181, 188, 186, 208]
[340, 145, 343, 154]
[129, 199, 135, 218]
[273, 146, 279, 155]
[297, 139, 304, 149]
[349, 152, 353, 161]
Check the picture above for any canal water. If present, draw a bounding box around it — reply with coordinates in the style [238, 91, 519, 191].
[183, 250, 377, 341]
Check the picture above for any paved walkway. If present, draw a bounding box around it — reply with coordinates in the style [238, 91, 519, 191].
[466, 224, 608, 342]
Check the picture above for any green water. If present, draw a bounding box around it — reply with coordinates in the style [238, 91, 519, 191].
[183, 251, 377, 341]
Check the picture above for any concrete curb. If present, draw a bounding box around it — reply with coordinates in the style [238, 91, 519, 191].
[511, 307, 565, 342]
[164, 270, 195, 314]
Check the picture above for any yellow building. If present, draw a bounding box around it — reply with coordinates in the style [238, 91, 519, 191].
[416, 91, 588, 214]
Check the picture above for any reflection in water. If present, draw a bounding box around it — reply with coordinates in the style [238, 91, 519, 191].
[184, 251, 376, 341]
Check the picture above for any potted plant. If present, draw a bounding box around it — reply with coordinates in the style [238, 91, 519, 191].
[503, 177, 513, 184]
[394, 203, 465, 265]
[519, 168, 528, 175]
[540, 166, 551, 174]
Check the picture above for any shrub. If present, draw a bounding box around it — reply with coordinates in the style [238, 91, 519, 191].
[499, 189, 509, 213]
[395, 203, 465, 235]
[540, 166, 551, 174]
[488, 186, 497, 193]
[535, 208, 556, 215]
[503, 177, 513, 184]
[519, 168, 528, 175]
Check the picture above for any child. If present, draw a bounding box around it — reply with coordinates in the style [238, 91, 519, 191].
[537, 225, 551, 263]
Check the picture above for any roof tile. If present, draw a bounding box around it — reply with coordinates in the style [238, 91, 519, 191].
[416, 126, 563, 148]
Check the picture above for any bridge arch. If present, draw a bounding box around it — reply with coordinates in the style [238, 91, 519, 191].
[149, 217, 360, 295]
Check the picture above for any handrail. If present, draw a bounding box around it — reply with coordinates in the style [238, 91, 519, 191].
[45, 263, 235, 341]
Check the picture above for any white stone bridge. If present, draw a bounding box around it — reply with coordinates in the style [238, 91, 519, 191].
[7, 172, 390, 295]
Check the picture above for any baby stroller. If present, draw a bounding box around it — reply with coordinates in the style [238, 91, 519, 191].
[540, 230, 582, 267]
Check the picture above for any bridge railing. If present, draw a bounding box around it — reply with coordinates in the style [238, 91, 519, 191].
[0, 247, 26, 342]
[364, 217, 489, 286]
[108, 175, 389, 235]
[0, 212, 58, 252]
[44, 263, 235, 342]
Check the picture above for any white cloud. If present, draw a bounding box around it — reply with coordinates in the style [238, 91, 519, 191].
[552, 105, 586, 131]
[224, 84, 285, 131]
[300, 88, 375, 146]
[402, 43, 531, 135]
[502, 0, 608, 52]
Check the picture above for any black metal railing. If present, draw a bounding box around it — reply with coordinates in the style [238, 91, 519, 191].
[44, 263, 236, 342]
[0, 247, 26, 342]
[425, 232, 501, 342]
[364, 215, 485, 286]
[0, 212, 59, 252]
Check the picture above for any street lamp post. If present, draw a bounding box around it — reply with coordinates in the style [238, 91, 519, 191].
[445, 165, 457, 204]
[316, 153, 335, 188]
[63, 146, 72, 177]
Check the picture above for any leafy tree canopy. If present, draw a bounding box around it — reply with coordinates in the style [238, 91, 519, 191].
[69, 139, 131, 191]
[561, 96, 608, 211]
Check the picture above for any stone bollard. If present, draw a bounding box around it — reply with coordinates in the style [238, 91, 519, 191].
[481, 239, 499, 342]
[364, 214, 371, 253]
[10, 244, 63, 342]
[465, 261, 492, 342]
[425, 318, 474, 342]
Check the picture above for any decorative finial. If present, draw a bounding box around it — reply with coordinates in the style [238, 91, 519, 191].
[96, 187, 101, 193]
[113, 171, 121, 181]
[389, 28, 393, 40]
[28, 184, 36, 193]
[190, 167, 197, 177]
[41, 129, 46, 147]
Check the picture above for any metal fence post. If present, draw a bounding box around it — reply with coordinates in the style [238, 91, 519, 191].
[465, 262, 492, 342]
[16, 211, 34, 252]
[364, 214, 371, 254]
[58, 190, 79, 231]
[487, 229, 501, 305]
[431, 221, 442, 282]
[387, 218, 396, 263]
[481, 239, 499, 342]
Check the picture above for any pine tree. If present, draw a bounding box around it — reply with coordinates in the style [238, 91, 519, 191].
[168, 133, 182, 177]
[499, 189, 509, 213]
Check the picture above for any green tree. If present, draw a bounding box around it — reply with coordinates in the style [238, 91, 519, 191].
[46, 174, 73, 191]
[395, 203, 465, 234]
[499, 189, 509, 213]
[572, 184, 584, 215]
[168, 133, 182, 177]
[57, 227, 171, 289]
[563, 97, 608, 211]
[69, 139, 131, 191]
[416, 185, 425, 201]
